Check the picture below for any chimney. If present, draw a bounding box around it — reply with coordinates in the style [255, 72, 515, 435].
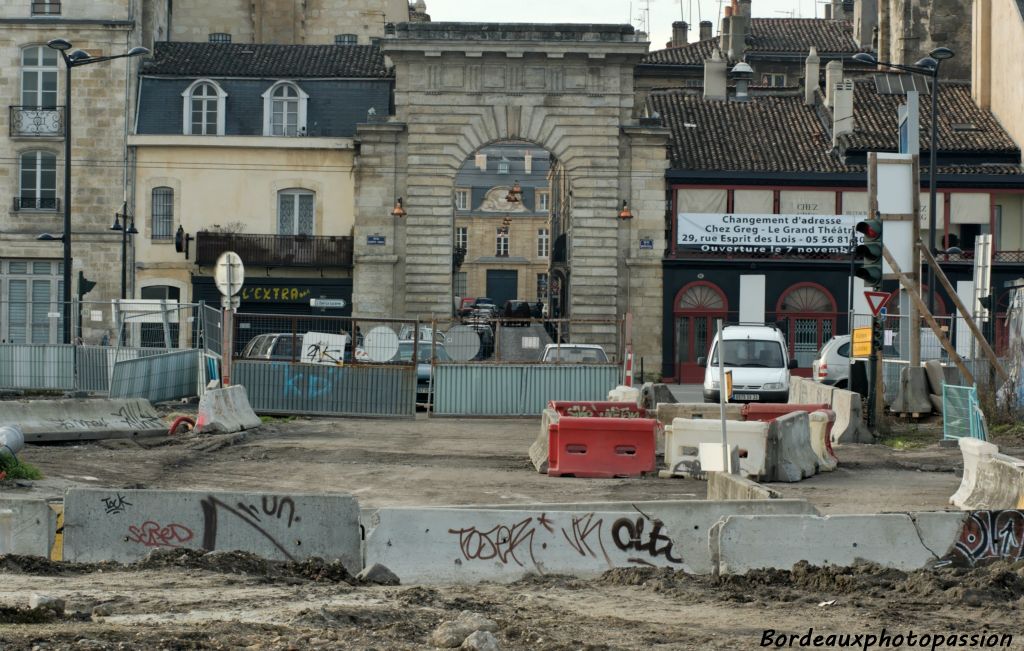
[824, 59, 843, 107]
[699, 20, 713, 41]
[737, 0, 752, 17]
[824, 4, 832, 19]
[804, 46, 820, 105]
[832, 79, 855, 146]
[731, 61, 753, 101]
[704, 52, 728, 100]
[672, 21, 689, 47]
[726, 2, 750, 60]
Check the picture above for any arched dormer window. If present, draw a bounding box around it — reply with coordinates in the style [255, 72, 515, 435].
[262, 81, 308, 137]
[181, 79, 226, 135]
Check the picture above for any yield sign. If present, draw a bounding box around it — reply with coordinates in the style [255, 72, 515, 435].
[865, 291, 893, 316]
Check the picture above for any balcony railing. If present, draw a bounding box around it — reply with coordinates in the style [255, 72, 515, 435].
[9, 106, 64, 137]
[13, 197, 60, 211]
[195, 232, 354, 268]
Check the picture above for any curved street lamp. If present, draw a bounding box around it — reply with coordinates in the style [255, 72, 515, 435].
[852, 47, 954, 316]
[46, 38, 149, 343]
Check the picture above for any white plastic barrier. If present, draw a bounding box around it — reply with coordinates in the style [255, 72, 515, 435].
[528, 408, 559, 473]
[195, 385, 262, 434]
[665, 418, 769, 479]
[950, 438, 1024, 510]
[607, 385, 641, 404]
[808, 411, 837, 472]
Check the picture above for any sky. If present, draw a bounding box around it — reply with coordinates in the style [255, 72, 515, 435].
[423, 0, 832, 51]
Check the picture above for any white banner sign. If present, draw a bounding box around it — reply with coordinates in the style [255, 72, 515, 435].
[677, 213, 860, 255]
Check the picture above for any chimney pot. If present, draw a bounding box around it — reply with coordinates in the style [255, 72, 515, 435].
[824, 59, 843, 108]
[738, 0, 752, 18]
[804, 46, 820, 105]
[824, 4, 832, 19]
[832, 79, 855, 146]
[699, 20, 713, 40]
[704, 52, 728, 100]
[724, 6, 733, 17]
[672, 20, 689, 47]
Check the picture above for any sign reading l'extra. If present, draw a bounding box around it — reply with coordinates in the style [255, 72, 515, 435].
[677, 213, 862, 255]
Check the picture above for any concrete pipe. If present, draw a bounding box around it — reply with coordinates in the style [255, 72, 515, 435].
[0, 425, 25, 458]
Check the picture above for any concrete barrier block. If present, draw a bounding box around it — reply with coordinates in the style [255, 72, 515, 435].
[0, 398, 165, 442]
[829, 388, 873, 444]
[195, 386, 262, 435]
[950, 439, 1024, 510]
[950, 438, 999, 509]
[0, 498, 56, 557]
[940, 511, 1024, 566]
[924, 360, 946, 397]
[639, 383, 677, 410]
[808, 411, 838, 472]
[890, 366, 933, 414]
[706, 473, 781, 500]
[787, 377, 804, 403]
[606, 386, 641, 404]
[666, 418, 769, 479]
[655, 403, 743, 426]
[63, 489, 360, 572]
[711, 512, 968, 574]
[764, 412, 819, 482]
[528, 408, 559, 473]
[373, 499, 819, 582]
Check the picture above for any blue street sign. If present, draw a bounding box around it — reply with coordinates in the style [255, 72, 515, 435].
[879, 307, 887, 319]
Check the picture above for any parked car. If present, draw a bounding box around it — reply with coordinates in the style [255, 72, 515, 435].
[398, 324, 445, 344]
[240, 332, 352, 364]
[457, 297, 476, 317]
[812, 334, 852, 388]
[698, 324, 796, 403]
[394, 340, 450, 403]
[502, 300, 534, 325]
[541, 343, 608, 363]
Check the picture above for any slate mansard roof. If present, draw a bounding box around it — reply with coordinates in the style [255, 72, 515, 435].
[141, 42, 391, 79]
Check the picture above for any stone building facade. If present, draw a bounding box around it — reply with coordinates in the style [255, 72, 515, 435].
[353, 23, 668, 362]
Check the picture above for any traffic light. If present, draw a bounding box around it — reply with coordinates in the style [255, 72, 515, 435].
[77, 271, 96, 300]
[871, 317, 884, 352]
[452, 246, 466, 270]
[854, 219, 883, 289]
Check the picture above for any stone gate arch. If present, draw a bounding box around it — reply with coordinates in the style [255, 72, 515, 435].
[353, 22, 668, 360]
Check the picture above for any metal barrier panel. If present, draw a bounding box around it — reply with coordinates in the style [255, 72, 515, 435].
[232, 360, 416, 418]
[77, 346, 178, 394]
[0, 344, 74, 391]
[432, 364, 622, 416]
[109, 350, 201, 403]
[201, 304, 223, 358]
[943, 385, 979, 440]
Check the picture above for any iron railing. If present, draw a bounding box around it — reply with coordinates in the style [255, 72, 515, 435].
[195, 232, 354, 268]
[9, 106, 64, 137]
[12, 197, 60, 211]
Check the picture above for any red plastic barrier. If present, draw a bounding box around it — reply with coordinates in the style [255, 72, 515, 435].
[547, 401, 645, 418]
[743, 404, 835, 444]
[547, 416, 658, 478]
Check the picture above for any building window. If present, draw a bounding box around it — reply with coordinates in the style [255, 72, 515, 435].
[208, 33, 231, 43]
[455, 189, 470, 211]
[1, 259, 62, 344]
[761, 73, 786, 87]
[151, 187, 174, 240]
[370, 37, 383, 47]
[262, 82, 308, 137]
[456, 226, 468, 251]
[21, 46, 57, 109]
[335, 34, 358, 44]
[30, 0, 60, 15]
[537, 228, 550, 258]
[498, 158, 510, 175]
[278, 189, 315, 235]
[19, 151, 57, 210]
[182, 80, 226, 136]
[454, 272, 467, 297]
[139, 285, 181, 347]
[496, 228, 509, 256]
[537, 273, 548, 299]
[536, 190, 550, 212]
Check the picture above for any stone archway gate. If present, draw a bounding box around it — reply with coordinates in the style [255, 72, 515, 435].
[354, 22, 667, 362]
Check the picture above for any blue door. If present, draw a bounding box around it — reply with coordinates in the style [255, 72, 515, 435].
[486, 270, 518, 308]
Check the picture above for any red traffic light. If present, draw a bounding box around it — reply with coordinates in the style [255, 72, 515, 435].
[855, 220, 882, 240]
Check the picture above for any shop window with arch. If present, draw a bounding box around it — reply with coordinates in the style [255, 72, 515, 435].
[776, 283, 837, 372]
[278, 189, 315, 235]
[262, 82, 307, 137]
[18, 150, 57, 211]
[674, 281, 728, 383]
[182, 80, 226, 135]
[151, 187, 174, 240]
[139, 285, 181, 348]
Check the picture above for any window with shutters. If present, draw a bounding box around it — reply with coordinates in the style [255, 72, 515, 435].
[1, 259, 62, 344]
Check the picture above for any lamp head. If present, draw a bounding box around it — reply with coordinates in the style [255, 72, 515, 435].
[127, 46, 150, 58]
[930, 47, 955, 61]
[67, 49, 91, 63]
[127, 220, 139, 235]
[914, 56, 938, 70]
[110, 213, 123, 231]
[852, 52, 877, 65]
[47, 38, 72, 51]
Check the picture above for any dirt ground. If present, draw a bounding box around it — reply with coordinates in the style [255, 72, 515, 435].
[3, 415, 1024, 650]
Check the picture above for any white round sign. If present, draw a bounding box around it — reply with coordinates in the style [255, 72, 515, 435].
[214, 251, 245, 297]
[445, 325, 481, 362]
[364, 326, 400, 362]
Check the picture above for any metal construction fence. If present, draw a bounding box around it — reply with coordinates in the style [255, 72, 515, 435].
[942, 384, 988, 441]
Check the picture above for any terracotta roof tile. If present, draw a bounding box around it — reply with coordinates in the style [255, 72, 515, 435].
[141, 42, 391, 78]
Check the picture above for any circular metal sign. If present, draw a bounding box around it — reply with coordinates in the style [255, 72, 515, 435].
[364, 326, 400, 362]
[214, 251, 245, 297]
[445, 325, 481, 362]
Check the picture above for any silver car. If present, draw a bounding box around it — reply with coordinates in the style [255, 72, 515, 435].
[812, 335, 851, 388]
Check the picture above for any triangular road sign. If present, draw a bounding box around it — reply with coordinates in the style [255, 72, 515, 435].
[865, 291, 893, 317]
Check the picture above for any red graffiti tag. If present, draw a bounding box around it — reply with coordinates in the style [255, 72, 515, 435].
[126, 521, 194, 548]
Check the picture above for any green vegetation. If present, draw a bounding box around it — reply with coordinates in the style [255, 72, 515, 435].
[0, 455, 42, 480]
[259, 415, 296, 424]
[878, 426, 936, 450]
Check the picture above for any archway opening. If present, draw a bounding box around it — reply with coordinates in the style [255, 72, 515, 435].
[674, 281, 728, 383]
[776, 282, 837, 374]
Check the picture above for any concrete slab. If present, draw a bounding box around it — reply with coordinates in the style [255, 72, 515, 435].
[890, 366, 933, 414]
[0, 497, 56, 557]
[367, 499, 818, 581]
[764, 412, 818, 482]
[706, 473, 781, 500]
[63, 488, 360, 572]
[0, 399, 165, 442]
[711, 512, 968, 574]
[949, 439, 1024, 510]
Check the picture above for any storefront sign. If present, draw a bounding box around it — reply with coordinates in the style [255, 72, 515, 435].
[677, 213, 859, 255]
[239, 286, 313, 302]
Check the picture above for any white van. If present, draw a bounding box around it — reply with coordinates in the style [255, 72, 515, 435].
[698, 324, 796, 403]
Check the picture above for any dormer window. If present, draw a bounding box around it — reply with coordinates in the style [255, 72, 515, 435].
[262, 82, 308, 137]
[208, 33, 231, 43]
[335, 34, 358, 45]
[498, 158, 510, 174]
[181, 80, 227, 135]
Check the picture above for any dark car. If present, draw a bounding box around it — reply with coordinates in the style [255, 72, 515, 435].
[502, 300, 533, 325]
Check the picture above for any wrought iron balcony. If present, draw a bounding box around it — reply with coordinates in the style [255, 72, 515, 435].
[195, 231, 354, 268]
[9, 106, 64, 137]
[13, 197, 60, 211]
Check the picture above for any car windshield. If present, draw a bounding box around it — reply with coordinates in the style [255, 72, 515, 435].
[544, 347, 608, 362]
[710, 339, 785, 367]
[396, 342, 450, 362]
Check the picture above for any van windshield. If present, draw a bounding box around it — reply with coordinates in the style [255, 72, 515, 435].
[710, 340, 785, 367]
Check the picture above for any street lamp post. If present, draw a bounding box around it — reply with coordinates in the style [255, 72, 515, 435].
[109, 202, 138, 300]
[46, 38, 149, 344]
[852, 47, 955, 316]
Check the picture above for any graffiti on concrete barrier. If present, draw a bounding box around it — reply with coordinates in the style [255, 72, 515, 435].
[102, 493, 133, 515]
[113, 403, 163, 430]
[236, 496, 300, 527]
[611, 509, 683, 566]
[200, 494, 299, 561]
[283, 366, 333, 400]
[938, 511, 1024, 567]
[126, 521, 194, 548]
[47, 417, 110, 431]
[449, 517, 539, 568]
[561, 512, 611, 564]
